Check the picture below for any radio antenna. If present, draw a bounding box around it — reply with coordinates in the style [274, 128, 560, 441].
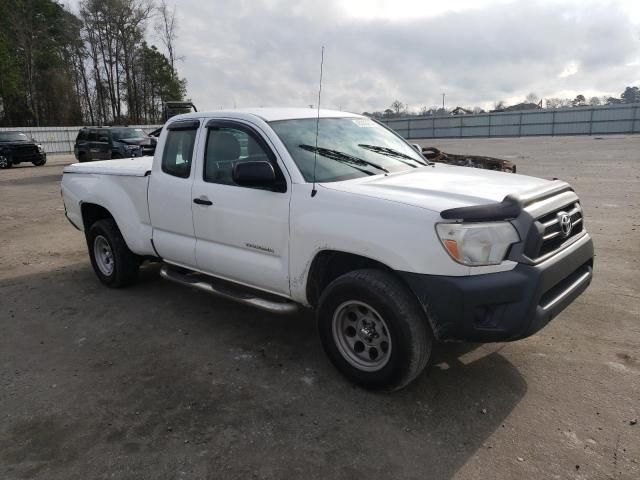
[311, 46, 324, 198]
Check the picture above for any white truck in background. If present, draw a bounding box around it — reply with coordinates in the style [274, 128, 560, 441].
[61, 108, 594, 391]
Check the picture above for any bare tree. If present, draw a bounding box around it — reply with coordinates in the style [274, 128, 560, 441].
[493, 100, 506, 111]
[156, 0, 178, 71]
[588, 96, 601, 106]
[525, 92, 539, 104]
[390, 100, 405, 115]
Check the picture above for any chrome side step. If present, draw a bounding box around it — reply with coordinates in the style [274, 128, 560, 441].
[159, 265, 299, 314]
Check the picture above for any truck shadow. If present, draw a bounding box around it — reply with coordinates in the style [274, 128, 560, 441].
[0, 263, 527, 480]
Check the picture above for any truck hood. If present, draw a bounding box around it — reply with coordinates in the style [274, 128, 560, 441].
[63, 156, 154, 177]
[321, 163, 552, 212]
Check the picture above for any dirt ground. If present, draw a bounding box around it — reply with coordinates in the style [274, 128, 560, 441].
[1, 135, 639, 480]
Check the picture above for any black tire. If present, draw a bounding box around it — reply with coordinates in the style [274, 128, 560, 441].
[317, 269, 432, 391]
[0, 155, 12, 169]
[32, 157, 46, 166]
[87, 218, 139, 288]
[78, 152, 88, 163]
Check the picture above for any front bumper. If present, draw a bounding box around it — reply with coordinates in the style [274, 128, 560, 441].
[399, 233, 594, 342]
[1, 150, 46, 164]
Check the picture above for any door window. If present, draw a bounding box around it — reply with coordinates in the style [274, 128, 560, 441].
[204, 127, 272, 185]
[162, 129, 197, 178]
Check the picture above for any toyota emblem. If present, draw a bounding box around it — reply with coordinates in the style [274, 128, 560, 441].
[557, 212, 573, 237]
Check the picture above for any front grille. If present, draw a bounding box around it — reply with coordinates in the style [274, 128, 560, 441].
[534, 202, 584, 258]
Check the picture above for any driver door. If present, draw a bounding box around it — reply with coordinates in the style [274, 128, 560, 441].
[192, 120, 291, 296]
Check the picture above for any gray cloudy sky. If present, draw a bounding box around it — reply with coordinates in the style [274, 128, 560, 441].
[65, 0, 640, 113]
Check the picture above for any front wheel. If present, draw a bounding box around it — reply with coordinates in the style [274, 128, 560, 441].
[317, 269, 433, 391]
[87, 219, 139, 288]
[32, 157, 46, 166]
[0, 155, 12, 169]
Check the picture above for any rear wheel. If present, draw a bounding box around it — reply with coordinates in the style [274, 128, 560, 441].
[317, 269, 432, 391]
[0, 155, 12, 169]
[87, 219, 139, 288]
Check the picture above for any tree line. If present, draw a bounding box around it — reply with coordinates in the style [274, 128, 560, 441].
[367, 86, 640, 119]
[0, 0, 186, 127]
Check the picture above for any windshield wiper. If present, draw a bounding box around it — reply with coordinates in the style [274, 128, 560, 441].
[358, 144, 429, 167]
[299, 145, 389, 175]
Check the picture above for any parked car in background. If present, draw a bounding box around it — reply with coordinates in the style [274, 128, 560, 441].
[0, 131, 47, 169]
[74, 127, 156, 162]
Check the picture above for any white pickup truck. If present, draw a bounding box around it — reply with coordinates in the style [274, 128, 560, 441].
[61, 108, 594, 391]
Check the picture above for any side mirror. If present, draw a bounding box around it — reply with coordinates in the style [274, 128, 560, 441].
[232, 161, 276, 188]
[412, 143, 422, 152]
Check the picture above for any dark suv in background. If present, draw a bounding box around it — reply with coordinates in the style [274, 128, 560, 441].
[74, 127, 156, 162]
[0, 131, 47, 169]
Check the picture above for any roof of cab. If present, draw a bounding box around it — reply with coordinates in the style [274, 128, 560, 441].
[171, 108, 363, 122]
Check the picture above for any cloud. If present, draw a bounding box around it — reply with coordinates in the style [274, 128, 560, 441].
[68, 0, 640, 112]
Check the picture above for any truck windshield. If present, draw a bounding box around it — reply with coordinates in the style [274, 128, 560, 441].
[270, 117, 426, 182]
[0, 132, 30, 142]
[111, 128, 147, 141]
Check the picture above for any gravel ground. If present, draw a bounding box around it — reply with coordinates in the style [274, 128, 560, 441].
[1, 135, 639, 480]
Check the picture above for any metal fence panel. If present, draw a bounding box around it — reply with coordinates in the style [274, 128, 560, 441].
[461, 115, 489, 127]
[490, 113, 518, 126]
[521, 123, 553, 135]
[433, 127, 459, 137]
[381, 103, 640, 139]
[0, 125, 161, 154]
[554, 122, 590, 135]
[409, 128, 432, 138]
[555, 110, 591, 123]
[593, 107, 634, 121]
[520, 111, 554, 124]
[410, 118, 433, 129]
[592, 120, 634, 134]
[490, 125, 520, 136]
[462, 126, 490, 137]
[434, 117, 461, 128]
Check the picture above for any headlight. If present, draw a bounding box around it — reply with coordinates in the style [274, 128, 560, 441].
[37, 144, 44, 153]
[435, 222, 520, 266]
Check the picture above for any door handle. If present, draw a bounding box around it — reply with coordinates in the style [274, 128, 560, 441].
[193, 197, 213, 206]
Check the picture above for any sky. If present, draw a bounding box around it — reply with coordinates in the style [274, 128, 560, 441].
[64, 0, 640, 113]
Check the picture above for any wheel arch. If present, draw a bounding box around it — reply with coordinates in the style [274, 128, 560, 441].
[305, 250, 398, 308]
[81, 202, 116, 233]
[305, 249, 440, 339]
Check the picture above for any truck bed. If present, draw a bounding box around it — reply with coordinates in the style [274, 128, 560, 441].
[61, 156, 155, 257]
[63, 156, 154, 177]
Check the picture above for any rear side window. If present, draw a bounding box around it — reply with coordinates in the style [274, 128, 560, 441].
[88, 129, 98, 141]
[77, 130, 88, 141]
[162, 129, 197, 178]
